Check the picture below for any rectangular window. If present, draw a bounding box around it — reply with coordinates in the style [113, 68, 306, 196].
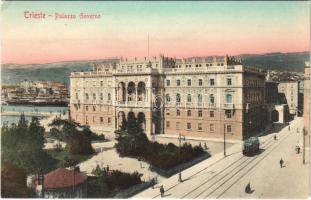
[210, 79, 215, 86]
[85, 106, 88, 111]
[176, 122, 180, 130]
[198, 110, 203, 117]
[210, 111, 214, 117]
[227, 78, 232, 86]
[187, 123, 191, 130]
[177, 80, 180, 86]
[108, 118, 111, 124]
[187, 79, 192, 86]
[93, 105, 96, 111]
[210, 124, 215, 132]
[225, 110, 232, 118]
[100, 117, 103, 123]
[166, 121, 170, 128]
[199, 79, 203, 86]
[187, 110, 191, 116]
[100, 81, 103, 86]
[177, 110, 180, 116]
[198, 123, 202, 131]
[227, 125, 232, 133]
[166, 80, 170, 86]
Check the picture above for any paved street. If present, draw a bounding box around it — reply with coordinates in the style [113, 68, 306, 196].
[134, 117, 309, 199]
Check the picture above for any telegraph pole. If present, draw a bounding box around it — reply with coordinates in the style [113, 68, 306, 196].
[178, 133, 185, 182]
[224, 124, 226, 157]
[303, 127, 306, 164]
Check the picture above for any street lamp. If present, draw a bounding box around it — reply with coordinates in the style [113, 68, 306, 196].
[178, 133, 185, 182]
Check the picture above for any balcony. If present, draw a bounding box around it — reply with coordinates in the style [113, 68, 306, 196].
[223, 103, 235, 109]
[71, 99, 80, 104]
[209, 103, 216, 108]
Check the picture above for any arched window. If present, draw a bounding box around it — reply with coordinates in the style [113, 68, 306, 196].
[166, 94, 171, 102]
[226, 94, 232, 103]
[75, 93, 79, 100]
[209, 94, 214, 104]
[85, 93, 89, 100]
[93, 93, 96, 100]
[108, 93, 111, 101]
[198, 94, 203, 105]
[100, 93, 103, 100]
[176, 93, 181, 103]
[187, 94, 192, 103]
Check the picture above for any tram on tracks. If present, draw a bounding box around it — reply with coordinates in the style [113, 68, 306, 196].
[243, 136, 260, 156]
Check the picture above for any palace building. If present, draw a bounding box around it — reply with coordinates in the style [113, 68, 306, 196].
[70, 55, 268, 140]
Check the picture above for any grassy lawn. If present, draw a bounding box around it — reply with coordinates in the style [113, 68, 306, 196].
[45, 148, 96, 169]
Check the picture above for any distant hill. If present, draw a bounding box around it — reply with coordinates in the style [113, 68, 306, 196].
[1, 52, 309, 85]
[240, 52, 309, 72]
[1, 59, 118, 85]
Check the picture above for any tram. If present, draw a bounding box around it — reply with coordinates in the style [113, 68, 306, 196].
[243, 136, 260, 156]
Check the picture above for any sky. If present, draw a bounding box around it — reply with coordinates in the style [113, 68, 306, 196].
[1, 1, 310, 64]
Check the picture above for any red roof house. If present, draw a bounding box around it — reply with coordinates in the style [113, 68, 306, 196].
[35, 168, 88, 198]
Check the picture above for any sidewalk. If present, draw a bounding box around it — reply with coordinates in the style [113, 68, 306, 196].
[155, 134, 242, 144]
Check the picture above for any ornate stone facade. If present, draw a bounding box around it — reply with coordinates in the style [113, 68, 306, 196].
[304, 61, 310, 133]
[70, 55, 267, 140]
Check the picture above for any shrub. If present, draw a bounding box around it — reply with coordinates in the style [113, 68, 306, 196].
[87, 167, 142, 198]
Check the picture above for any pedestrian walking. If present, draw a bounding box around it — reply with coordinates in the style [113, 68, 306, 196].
[151, 178, 155, 189]
[204, 142, 208, 150]
[280, 158, 284, 168]
[274, 135, 277, 140]
[106, 165, 109, 172]
[245, 182, 251, 194]
[160, 185, 164, 197]
[295, 145, 298, 154]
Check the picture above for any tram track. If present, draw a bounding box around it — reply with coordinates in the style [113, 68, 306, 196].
[180, 126, 294, 199]
[149, 121, 297, 199]
[180, 131, 283, 198]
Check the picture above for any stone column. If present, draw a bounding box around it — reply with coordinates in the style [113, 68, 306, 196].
[135, 87, 138, 105]
[126, 87, 128, 106]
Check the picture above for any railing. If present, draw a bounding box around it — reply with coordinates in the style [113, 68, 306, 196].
[209, 103, 216, 107]
[71, 71, 112, 76]
[223, 103, 235, 109]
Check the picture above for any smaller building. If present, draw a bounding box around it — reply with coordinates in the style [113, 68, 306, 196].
[36, 168, 88, 198]
[278, 81, 302, 116]
[265, 78, 290, 124]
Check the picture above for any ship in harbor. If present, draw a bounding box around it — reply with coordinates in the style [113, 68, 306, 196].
[4, 97, 69, 107]
[2, 80, 69, 107]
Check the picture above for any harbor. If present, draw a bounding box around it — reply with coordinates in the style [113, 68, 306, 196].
[1, 105, 68, 125]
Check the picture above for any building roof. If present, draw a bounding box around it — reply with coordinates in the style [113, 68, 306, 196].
[43, 168, 87, 190]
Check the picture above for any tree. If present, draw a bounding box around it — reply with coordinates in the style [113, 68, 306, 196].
[115, 117, 149, 156]
[1, 115, 56, 174]
[1, 161, 34, 197]
[69, 132, 94, 155]
[49, 118, 94, 155]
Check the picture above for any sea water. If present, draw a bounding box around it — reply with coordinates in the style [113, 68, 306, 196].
[1, 105, 68, 125]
